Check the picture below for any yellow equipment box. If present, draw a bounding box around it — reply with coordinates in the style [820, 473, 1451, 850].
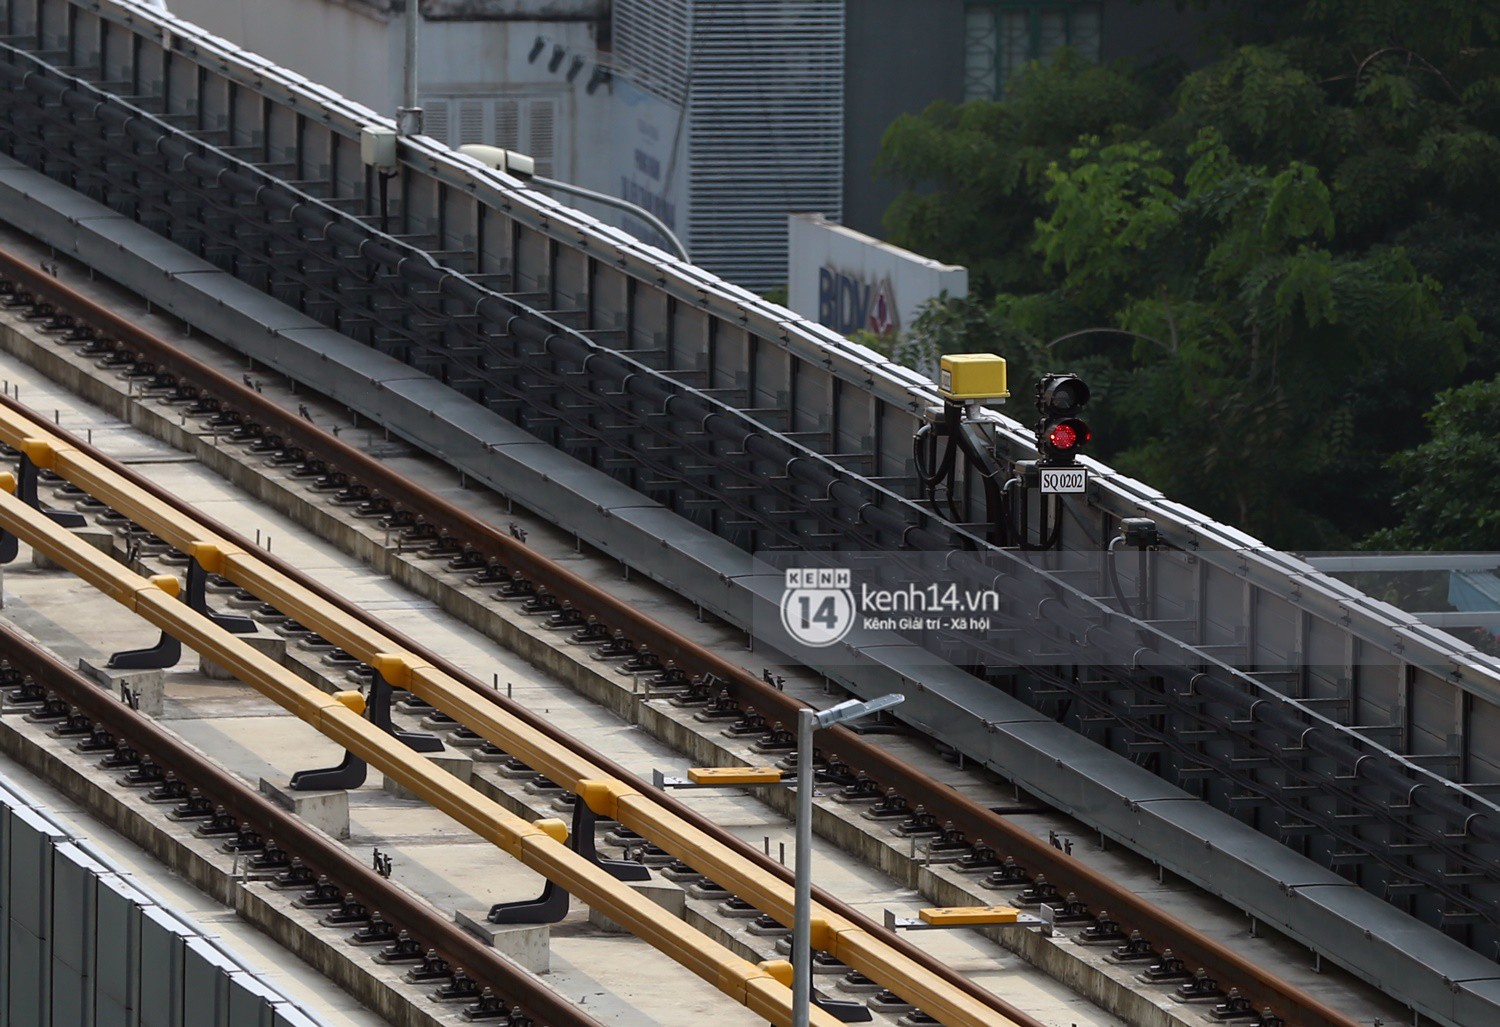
[938, 354, 1008, 402]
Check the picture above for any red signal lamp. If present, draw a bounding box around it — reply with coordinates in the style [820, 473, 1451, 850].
[1044, 417, 1090, 457]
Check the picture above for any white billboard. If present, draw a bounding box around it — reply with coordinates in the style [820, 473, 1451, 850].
[786, 213, 967, 338]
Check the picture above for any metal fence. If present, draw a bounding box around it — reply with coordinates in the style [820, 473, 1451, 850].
[0, 769, 328, 1027]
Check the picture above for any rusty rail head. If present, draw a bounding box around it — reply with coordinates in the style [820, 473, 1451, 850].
[0, 620, 600, 1027]
[0, 245, 1360, 1027]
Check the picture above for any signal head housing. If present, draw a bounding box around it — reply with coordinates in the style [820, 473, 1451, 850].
[1036, 373, 1090, 417]
[1035, 372, 1092, 466]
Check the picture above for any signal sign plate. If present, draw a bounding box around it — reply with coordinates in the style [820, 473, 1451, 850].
[1039, 467, 1087, 494]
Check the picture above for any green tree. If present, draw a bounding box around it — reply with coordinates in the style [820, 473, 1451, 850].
[1009, 130, 1469, 541]
[873, 2, 1499, 548]
[1366, 378, 1500, 551]
[876, 51, 1156, 297]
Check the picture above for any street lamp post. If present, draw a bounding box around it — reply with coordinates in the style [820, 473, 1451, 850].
[530, 174, 689, 263]
[455, 144, 690, 262]
[397, 0, 422, 136]
[793, 693, 905, 1027]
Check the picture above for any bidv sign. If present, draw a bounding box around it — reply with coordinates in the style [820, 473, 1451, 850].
[817, 267, 899, 337]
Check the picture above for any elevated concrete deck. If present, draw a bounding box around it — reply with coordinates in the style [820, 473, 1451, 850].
[0, 223, 1406, 1027]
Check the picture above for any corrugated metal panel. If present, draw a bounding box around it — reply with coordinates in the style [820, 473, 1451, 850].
[137, 907, 185, 1027]
[94, 875, 142, 1027]
[4, 806, 59, 1027]
[7, 923, 46, 1027]
[0, 772, 335, 1027]
[272, 1006, 323, 1027]
[685, 0, 843, 290]
[51, 844, 105, 1027]
[183, 937, 234, 1027]
[614, 0, 691, 104]
[613, 0, 843, 290]
[231, 975, 286, 1027]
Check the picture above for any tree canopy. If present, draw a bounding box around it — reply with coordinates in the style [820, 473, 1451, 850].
[1365, 378, 1500, 551]
[875, 0, 1500, 549]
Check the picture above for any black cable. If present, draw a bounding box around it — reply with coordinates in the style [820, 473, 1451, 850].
[1009, 485, 1064, 551]
[913, 405, 959, 490]
[1040, 495, 1063, 550]
[1107, 535, 1141, 618]
[913, 404, 965, 522]
[911, 423, 943, 489]
[955, 419, 1009, 546]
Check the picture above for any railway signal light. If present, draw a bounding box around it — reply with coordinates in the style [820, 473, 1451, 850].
[1035, 373, 1091, 466]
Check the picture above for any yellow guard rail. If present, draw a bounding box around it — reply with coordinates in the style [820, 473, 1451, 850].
[0, 483, 840, 1027]
[0, 402, 1021, 1027]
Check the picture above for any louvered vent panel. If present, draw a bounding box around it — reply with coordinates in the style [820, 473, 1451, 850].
[423, 100, 450, 145]
[456, 99, 486, 144]
[494, 99, 521, 150]
[528, 98, 557, 178]
[686, 0, 844, 290]
[422, 94, 557, 177]
[614, 0, 691, 103]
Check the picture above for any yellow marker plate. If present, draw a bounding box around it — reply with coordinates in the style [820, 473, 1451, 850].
[687, 766, 783, 785]
[918, 906, 1021, 926]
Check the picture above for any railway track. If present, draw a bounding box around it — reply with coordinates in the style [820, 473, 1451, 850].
[0, 618, 602, 1027]
[0, 408, 858, 1027]
[0, 240, 1369, 1027]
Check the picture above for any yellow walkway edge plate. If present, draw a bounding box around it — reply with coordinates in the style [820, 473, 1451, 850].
[920, 906, 1023, 926]
[688, 766, 783, 785]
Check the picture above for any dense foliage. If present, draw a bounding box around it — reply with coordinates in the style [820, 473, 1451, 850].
[875, 1, 1500, 549]
[1365, 378, 1500, 551]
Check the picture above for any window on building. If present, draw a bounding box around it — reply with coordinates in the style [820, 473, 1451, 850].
[964, 2, 1101, 101]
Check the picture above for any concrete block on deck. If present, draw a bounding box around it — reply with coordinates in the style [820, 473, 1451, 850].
[258, 777, 350, 840]
[201, 631, 286, 680]
[381, 752, 472, 800]
[77, 658, 164, 715]
[454, 910, 549, 973]
[587, 878, 686, 934]
[33, 528, 113, 570]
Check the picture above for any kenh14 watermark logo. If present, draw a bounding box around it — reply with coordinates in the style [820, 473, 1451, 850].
[778, 566, 1003, 648]
[779, 568, 857, 647]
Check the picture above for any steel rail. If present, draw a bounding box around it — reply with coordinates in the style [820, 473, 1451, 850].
[0, 619, 601, 1027]
[0, 247, 1358, 1027]
[0, 487, 839, 1027]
